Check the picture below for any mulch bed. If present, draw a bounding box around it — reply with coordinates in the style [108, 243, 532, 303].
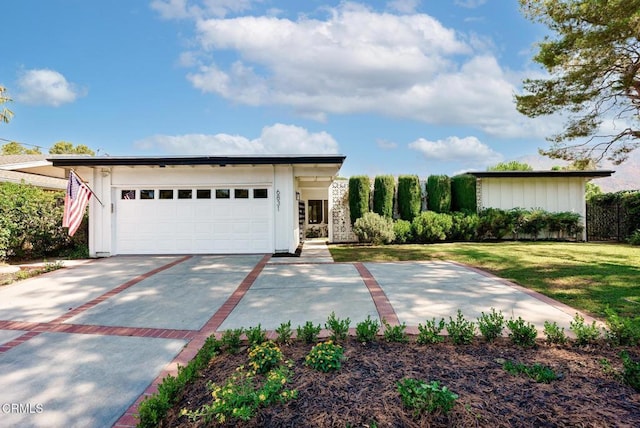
[161, 337, 640, 427]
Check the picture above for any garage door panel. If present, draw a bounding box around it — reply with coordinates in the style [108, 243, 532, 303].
[116, 187, 272, 254]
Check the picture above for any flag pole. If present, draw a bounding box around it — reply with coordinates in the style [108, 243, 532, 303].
[70, 169, 105, 207]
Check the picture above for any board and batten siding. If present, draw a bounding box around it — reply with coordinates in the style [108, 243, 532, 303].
[477, 176, 588, 240]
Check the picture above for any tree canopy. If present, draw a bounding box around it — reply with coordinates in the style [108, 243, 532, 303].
[0, 86, 13, 124]
[487, 161, 534, 171]
[516, 0, 640, 165]
[49, 141, 95, 155]
[1, 141, 42, 155]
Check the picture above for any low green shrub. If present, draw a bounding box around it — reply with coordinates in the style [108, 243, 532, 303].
[221, 328, 244, 354]
[382, 319, 409, 343]
[503, 361, 560, 383]
[183, 365, 297, 423]
[245, 324, 267, 346]
[477, 208, 515, 240]
[520, 209, 548, 239]
[477, 308, 505, 342]
[296, 321, 322, 344]
[275, 321, 293, 345]
[449, 211, 479, 241]
[356, 315, 380, 343]
[604, 309, 640, 346]
[446, 310, 475, 345]
[570, 313, 601, 346]
[547, 211, 584, 239]
[305, 341, 345, 372]
[411, 211, 453, 243]
[417, 318, 445, 345]
[628, 229, 640, 245]
[248, 341, 283, 374]
[325, 311, 351, 342]
[620, 351, 640, 392]
[393, 219, 413, 244]
[397, 378, 458, 416]
[353, 212, 395, 245]
[506, 317, 537, 347]
[138, 335, 221, 428]
[543, 321, 567, 345]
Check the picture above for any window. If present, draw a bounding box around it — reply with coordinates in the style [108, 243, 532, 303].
[121, 190, 135, 200]
[308, 199, 328, 224]
[178, 189, 193, 199]
[253, 188, 268, 199]
[216, 189, 230, 199]
[159, 189, 174, 199]
[140, 190, 155, 200]
[234, 188, 249, 199]
[197, 189, 211, 199]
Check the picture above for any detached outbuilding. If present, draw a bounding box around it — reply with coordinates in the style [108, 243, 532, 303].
[466, 170, 615, 240]
[49, 155, 345, 257]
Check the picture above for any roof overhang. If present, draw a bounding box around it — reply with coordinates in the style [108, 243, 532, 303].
[48, 154, 346, 168]
[466, 170, 614, 179]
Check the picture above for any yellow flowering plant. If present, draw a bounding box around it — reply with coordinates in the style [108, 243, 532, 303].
[248, 340, 283, 374]
[305, 340, 345, 372]
[182, 365, 297, 423]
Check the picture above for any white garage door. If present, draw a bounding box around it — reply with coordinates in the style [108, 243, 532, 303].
[115, 187, 273, 254]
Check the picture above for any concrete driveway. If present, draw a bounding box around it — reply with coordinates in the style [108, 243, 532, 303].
[0, 244, 594, 427]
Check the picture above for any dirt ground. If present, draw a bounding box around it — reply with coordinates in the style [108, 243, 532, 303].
[162, 337, 640, 428]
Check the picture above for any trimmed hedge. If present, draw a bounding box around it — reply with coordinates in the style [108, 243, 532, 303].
[348, 176, 371, 225]
[426, 175, 451, 213]
[397, 175, 421, 221]
[451, 174, 477, 212]
[373, 175, 395, 218]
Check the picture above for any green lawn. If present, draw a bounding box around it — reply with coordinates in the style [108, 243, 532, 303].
[330, 242, 640, 320]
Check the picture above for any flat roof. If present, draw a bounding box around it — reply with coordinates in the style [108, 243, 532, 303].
[48, 154, 346, 167]
[466, 170, 614, 178]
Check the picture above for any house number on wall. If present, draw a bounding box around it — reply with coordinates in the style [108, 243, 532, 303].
[276, 190, 281, 211]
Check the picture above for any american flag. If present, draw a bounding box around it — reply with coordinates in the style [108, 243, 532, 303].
[62, 171, 92, 236]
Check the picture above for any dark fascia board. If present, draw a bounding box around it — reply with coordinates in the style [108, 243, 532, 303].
[48, 154, 346, 167]
[466, 170, 614, 178]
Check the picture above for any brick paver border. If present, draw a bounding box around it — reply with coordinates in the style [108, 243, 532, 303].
[1, 251, 600, 428]
[113, 253, 272, 428]
[0, 256, 193, 355]
[354, 262, 399, 326]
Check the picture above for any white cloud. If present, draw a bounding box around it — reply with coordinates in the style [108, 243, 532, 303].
[408, 136, 503, 165]
[16, 69, 84, 107]
[162, 2, 550, 138]
[134, 123, 339, 155]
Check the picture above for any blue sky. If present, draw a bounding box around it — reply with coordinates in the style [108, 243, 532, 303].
[1, 0, 631, 182]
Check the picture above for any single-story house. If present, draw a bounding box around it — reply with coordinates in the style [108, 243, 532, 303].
[49, 155, 345, 257]
[0, 155, 67, 190]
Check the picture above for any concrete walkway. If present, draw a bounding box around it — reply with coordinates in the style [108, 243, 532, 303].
[0, 244, 598, 427]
